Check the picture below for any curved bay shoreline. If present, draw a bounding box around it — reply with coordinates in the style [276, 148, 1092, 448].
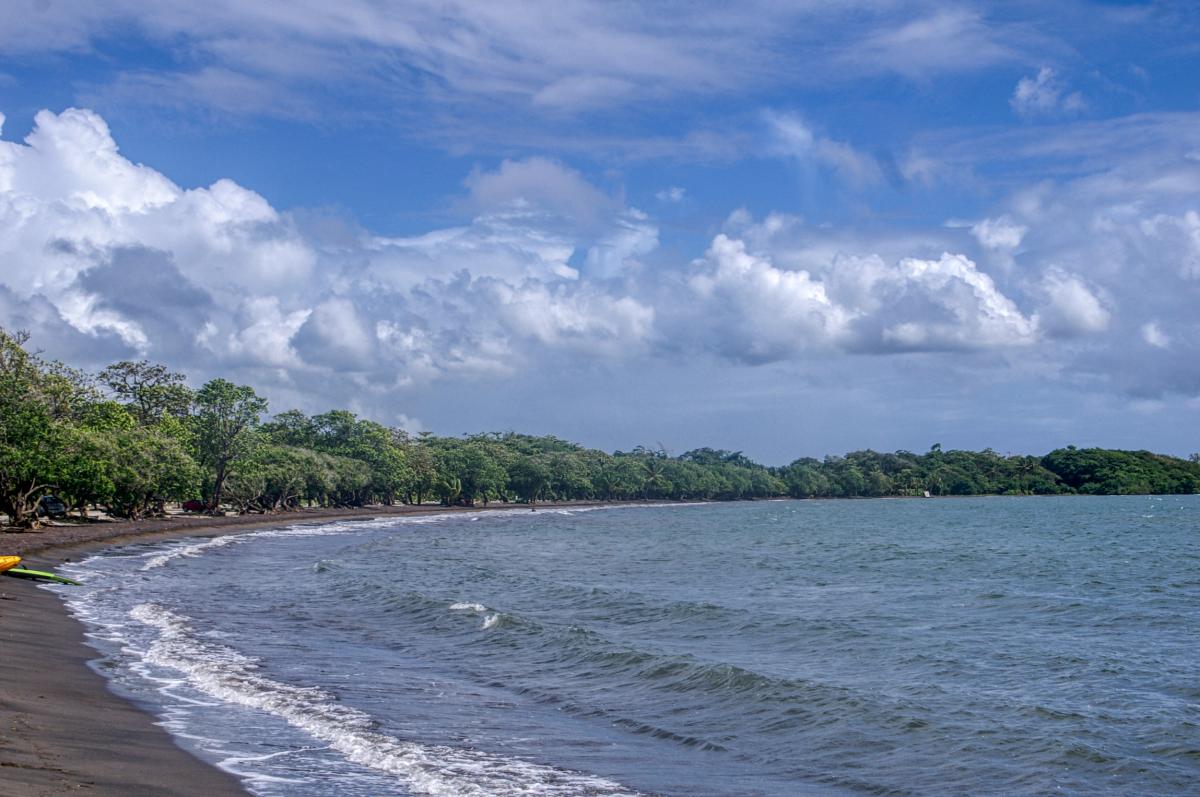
[0, 501, 604, 796]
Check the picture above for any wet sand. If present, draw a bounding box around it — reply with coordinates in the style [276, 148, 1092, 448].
[0, 503, 562, 796]
[0, 576, 251, 796]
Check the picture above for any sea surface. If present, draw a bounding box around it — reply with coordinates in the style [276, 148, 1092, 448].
[56, 496, 1200, 796]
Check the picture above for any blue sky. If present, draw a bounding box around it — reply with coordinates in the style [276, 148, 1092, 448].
[1, 1, 1198, 463]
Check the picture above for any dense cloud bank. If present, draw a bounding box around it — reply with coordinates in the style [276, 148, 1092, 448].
[0, 108, 1198, 428]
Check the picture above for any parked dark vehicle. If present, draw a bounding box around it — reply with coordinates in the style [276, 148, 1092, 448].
[35, 495, 67, 518]
[181, 499, 207, 513]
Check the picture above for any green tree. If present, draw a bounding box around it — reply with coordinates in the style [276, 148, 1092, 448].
[508, 455, 552, 504]
[0, 330, 74, 526]
[639, 454, 669, 498]
[546, 451, 592, 501]
[435, 474, 462, 506]
[51, 425, 116, 516]
[99, 360, 192, 424]
[104, 426, 201, 518]
[261, 409, 315, 448]
[459, 441, 508, 505]
[405, 433, 439, 505]
[594, 456, 642, 500]
[192, 379, 269, 512]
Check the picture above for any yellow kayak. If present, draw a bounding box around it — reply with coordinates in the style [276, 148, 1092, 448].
[0, 556, 21, 573]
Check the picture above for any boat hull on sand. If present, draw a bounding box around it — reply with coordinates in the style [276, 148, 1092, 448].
[2, 567, 81, 586]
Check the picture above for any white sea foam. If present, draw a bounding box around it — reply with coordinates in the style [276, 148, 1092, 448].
[534, 502, 705, 517]
[88, 504, 688, 577]
[481, 614, 501, 630]
[137, 515, 426, 571]
[133, 503, 687, 575]
[140, 533, 244, 570]
[130, 603, 644, 797]
[214, 748, 315, 787]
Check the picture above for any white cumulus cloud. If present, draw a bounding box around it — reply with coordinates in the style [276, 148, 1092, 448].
[684, 234, 1038, 361]
[688, 234, 851, 361]
[1034, 267, 1111, 337]
[883, 254, 1037, 349]
[971, 216, 1027, 251]
[0, 108, 316, 351]
[0, 107, 659, 410]
[5, 102, 1197, 425]
[463, 157, 614, 222]
[366, 209, 581, 287]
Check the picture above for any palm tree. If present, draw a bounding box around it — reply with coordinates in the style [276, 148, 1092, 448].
[641, 456, 666, 499]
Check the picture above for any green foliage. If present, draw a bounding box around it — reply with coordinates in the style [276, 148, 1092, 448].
[405, 434, 438, 505]
[50, 424, 116, 513]
[1042, 447, 1200, 495]
[3, 326, 1200, 528]
[435, 474, 462, 505]
[261, 409, 316, 448]
[99, 360, 192, 424]
[428, 438, 508, 505]
[76, 399, 137, 433]
[103, 426, 201, 519]
[0, 329, 78, 526]
[507, 456, 552, 504]
[777, 448, 1078, 499]
[594, 457, 644, 500]
[191, 378, 269, 510]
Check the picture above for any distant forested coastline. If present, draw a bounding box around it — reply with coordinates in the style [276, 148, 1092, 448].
[2, 328, 1198, 527]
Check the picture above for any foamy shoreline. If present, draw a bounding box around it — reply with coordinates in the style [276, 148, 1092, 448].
[0, 500, 618, 796]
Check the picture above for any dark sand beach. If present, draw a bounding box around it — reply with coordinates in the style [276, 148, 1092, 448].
[0, 503, 541, 796]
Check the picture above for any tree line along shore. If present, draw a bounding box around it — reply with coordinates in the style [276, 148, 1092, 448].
[2, 327, 1198, 528]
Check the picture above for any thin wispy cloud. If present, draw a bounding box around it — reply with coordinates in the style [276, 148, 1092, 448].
[1011, 67, 1086, 118]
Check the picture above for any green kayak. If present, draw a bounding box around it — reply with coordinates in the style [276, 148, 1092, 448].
[2, 567, 82, 586]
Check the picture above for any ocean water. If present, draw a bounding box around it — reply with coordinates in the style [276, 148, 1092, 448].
[55, 497, 1200, 796]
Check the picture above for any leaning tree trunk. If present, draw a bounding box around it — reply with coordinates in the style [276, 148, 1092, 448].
[2, 482, 49, 529]
[209, 461, 228, 514]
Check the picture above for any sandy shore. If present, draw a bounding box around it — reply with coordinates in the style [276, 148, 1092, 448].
[0, 502, 560, 796]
